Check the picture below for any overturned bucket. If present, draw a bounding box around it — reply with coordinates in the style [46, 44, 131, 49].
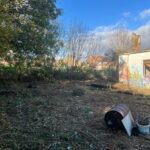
[104, 104, 134, 136]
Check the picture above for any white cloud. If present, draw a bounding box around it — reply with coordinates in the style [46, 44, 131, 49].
[89, 25, 115, 54]
[139, 9, 150, 19]
[90, 25, 115, 37]
[122, 12, 131, 17]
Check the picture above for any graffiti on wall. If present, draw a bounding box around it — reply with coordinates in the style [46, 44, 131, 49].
[129, 65, 150, 88]
[130, 65, 143, 81]
[119, 58, 129, 82]
[119, 63, 129, 80]
[143, 76, 150, 88]
[119, 61, 150, 89]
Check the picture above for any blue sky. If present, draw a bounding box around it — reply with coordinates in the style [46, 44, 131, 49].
[57, 0, 150, 30]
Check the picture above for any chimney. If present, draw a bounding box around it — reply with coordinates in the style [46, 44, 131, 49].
[132, 33, 141, 52]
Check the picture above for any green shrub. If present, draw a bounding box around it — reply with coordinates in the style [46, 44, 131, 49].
[21, 67, 54, 82]
[0, 66, 18, 81]
[53, 66, 89, 80]
[0, 63, 118, 82]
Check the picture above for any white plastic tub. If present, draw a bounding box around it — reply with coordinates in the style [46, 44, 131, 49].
[136, 118, 150, 135]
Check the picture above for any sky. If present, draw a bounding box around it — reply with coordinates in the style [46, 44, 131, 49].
[57, 0, 150, 30]
[57, 0, 150, 52]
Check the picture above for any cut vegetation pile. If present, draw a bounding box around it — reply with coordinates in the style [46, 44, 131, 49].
[0, 80, 150, 149]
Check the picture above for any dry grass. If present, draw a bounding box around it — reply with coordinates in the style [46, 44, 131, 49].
[113, 83, 150, 96]
[0, 80, 150, 149]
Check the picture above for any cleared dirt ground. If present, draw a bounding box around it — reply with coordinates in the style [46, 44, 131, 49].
[0, 80, 150, 150]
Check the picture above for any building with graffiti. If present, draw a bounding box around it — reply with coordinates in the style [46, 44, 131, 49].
[119, 50, 150, 89]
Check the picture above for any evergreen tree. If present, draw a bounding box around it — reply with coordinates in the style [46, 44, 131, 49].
[0, 0, 62, 71]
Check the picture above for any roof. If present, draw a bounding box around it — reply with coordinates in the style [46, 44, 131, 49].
[87, 55, 109, 66]
[119, 49, 150, 56]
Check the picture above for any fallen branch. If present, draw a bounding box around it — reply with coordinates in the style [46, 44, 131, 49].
[77, 129, 98, 142]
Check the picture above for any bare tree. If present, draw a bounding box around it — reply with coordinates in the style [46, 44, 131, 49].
[55, 20, 68, 59]
[65, 22, 88, 66]
[104, 27, 132, 80]
[64, 21, 105, 66]
[109, 27, 132, 55]
[85, 35, 103, 57]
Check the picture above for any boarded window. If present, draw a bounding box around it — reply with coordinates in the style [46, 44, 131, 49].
[144, 60, 150, 77]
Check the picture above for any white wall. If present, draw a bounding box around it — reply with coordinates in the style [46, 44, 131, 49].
[119, 51, 150, 89]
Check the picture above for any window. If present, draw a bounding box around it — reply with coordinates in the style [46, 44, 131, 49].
[144, 60, 150, 77]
